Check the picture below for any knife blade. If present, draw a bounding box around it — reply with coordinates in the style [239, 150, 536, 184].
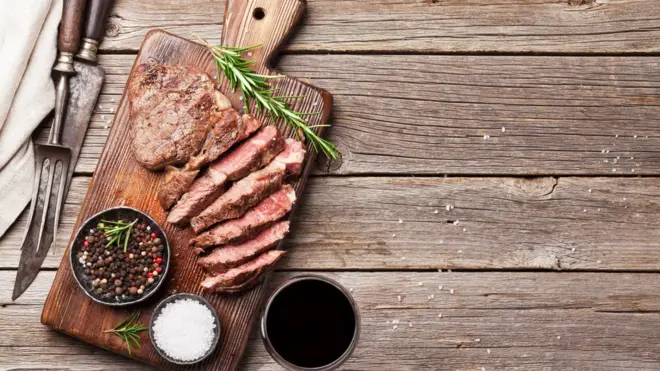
[61, 0, 114, 195]
[12, 0, 87, 301]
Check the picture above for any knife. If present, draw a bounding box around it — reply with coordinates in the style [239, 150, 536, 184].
[12, 0, 87, 301]
[61, 0, 114, 195]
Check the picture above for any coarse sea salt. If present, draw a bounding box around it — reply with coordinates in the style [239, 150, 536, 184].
[152, 298, 217, 362]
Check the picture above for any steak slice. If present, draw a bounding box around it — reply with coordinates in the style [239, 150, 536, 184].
[166, 126, 284, 225]
[201, 250, 286, 291]
[197, 221, 289, 273]
[129, 63, 232, 171]
[191, 185, 296, 249]
[190, 162, 286, 233]
[157, 167, 200, 210]
[189, 139, 304, 232]
[158, 113, 262, 209]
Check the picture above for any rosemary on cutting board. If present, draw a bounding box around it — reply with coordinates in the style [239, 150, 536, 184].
[104, 311, 148, 355]
[98, 219, 137, 253]
[192, 34, 338, 159]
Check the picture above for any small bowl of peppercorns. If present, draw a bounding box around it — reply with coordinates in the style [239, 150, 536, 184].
[69, 206, 171, 306]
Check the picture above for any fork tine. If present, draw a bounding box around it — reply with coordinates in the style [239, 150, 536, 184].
[52, 159, 69, 249]
[20, 156, 46, 251]
[37, 159, 56, 255]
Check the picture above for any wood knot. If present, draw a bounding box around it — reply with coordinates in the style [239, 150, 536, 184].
[105, 18, 121, 38]
[315, 147, 343, 173]
[512, 177, 557, 198]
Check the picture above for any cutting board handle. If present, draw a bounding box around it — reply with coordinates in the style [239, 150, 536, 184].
[222, 0, 306, 73]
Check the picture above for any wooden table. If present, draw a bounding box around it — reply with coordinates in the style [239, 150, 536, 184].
[3, 0, 660, 369]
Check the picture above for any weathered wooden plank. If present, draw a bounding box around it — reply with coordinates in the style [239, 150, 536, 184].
[67, 54, 660, 175]
[3, 175, 660, 271]
[3, 271, 660, 370]
[102, 0, 660, 53]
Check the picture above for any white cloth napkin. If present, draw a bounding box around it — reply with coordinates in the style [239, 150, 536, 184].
[0, 0, 63, 238]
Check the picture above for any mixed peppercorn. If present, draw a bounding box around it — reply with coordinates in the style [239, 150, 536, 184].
[75, 220, 167, 302]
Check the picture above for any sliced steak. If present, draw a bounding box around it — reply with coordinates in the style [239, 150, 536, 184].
[201, 250, 286, 291]
[129, 63, 232, 170]
[158, 113, 262, 209]
[197, 221, 289, 272]
[189, 140, 304, 232]
[278, 138, 306, 176]
[191, 185, 296, 249]
[190, 162, 286, 233]
[166, 126, 284, 224]
[157, 167, 199, 210]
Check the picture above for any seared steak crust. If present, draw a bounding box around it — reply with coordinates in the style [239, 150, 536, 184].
[129, 63, 231, 170]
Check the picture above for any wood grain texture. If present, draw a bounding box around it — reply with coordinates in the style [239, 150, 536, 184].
[6, 175, 660, 271]
[66, 54, 660, 176]
[101, 0, 660, 53]
[6, 270, 660, 370]
[40, 1, 333, 368]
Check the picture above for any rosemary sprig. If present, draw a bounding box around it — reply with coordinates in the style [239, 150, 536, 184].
[98, 219, 137, 253]
[104, 311, 148, 355]
[192, 34, 338, 159]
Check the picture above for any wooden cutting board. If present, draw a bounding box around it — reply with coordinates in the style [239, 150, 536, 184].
[41, 0, 332, 369]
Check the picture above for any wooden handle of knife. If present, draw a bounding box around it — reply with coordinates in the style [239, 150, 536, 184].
[83, 0, 114, 42]
[59, 0, 88, 53]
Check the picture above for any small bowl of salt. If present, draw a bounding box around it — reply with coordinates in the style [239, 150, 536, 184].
[149, 293, 220, 365]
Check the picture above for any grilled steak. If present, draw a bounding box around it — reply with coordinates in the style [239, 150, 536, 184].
[191, 162, 286, 232]
[191, 185, 297, 249]
[158, 112, 261, 209]
[197, 221, 289, 272]
[157, 167, 200, 210]
[278, 138, 306, 176]
[190, 139, 304, 232]
[129, 63, 232, 170]
[201, 250, 286, 291]
[167, 126, 285, 225]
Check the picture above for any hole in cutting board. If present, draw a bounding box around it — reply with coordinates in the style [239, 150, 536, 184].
[253, 7, 266, 20]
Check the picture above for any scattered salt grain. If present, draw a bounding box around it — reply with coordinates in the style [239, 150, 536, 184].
[446, 205, 451, 211]
[597, 260, 602, 264]
[449, 289, 455, 294]
[349, 288, 354, 293]
[557, 336, 561, 340]
[483, 135, 490, 140]
[615, 134, 619, 138]
[438, 269, 442, 273]
[487, 349, 491, 354]
[617, 156, 620, 160]
[453, 220, 460, 225]
[447, 269, 452, 272]
[604, 159, 609, 163]
[612, 168, 617, 172]
[393, 325, 398, 330]
[475, 338, 481, 342]
[428, 294, 435, 300]
[152, 299, 217, 362]
[247, 51, 253, 57]
[409, 322, 413, 328]
[634, 135, 638, 138]
[392, 319, 400, 324]
[571, 247, 576, 252]
[397, 295, 402, 302]
[458, 250, 463, 254]
[588, 189, 592, 193]
[434, 209, 439, 214]
[398, 219, 403, 224]
[438, 285, 443, 290]
[630, 157, 635, 160]
[438, 313, 442, 318]
[583, 209, 587, 213]
[392, 234, 396, 237]
[462, 228, 467, 232]
[482, 367, 486, 371]
[101, 115, 106, 120]
[418, 282, 424, 286]
[601, 149, 606, 153]
[239, 96, 243, 101]
[501, 127, 506, 133]
[597, 208, 601, 211]
[401, 256, 406, 260]
[632, 169, 635, 173]
[440, 240, 444, 244]
[104, 125, 108, 129]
